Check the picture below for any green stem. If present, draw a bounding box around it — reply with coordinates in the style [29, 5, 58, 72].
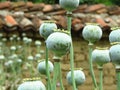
[29, 61, 33, 77]
[116, 65, 120, 90]
[23, 43, 27, 61]
[0, 61, 4, 85]
[52, 62, 59, 90]
[28, 43, 31, 56]
[88, 42, 98, 89]
[98, 66, 103, 90]
[67, 11, 76, 90]
[58, 62, 64, 90]
[45, 46, 52, 90]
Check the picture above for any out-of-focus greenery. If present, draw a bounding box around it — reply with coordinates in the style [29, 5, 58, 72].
[80, 0, 120, 5]
[30, 0, 56, 4]
[0, 0, 120, 5]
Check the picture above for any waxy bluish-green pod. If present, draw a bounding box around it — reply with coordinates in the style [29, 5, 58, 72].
[37, 60, 54, 75]
[17, 81, 46, 90]
[92, 48, 110, 66]
[39, 21, 57, 39]
[59, 0, 79, 11]
[109, 44, 120, 65]
[109, 28, 120, 43]
[82, 24, 102, 44]
[66, 70, 85, 86]
[46, 32, 71, 57]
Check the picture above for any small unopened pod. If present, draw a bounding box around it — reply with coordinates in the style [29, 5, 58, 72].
[109, 27, 120, 43]
[82, 24, 102, 44]
[17, 81, 46, 90]
[109, 44, 120, 65]
[66, 70, 85, 86]
[37, 60, 54, 75]
[39, 21, 57, 39]
[92, 48, 110, 66]
[46, 32, 71, 57]
[59, 0, 79, 11]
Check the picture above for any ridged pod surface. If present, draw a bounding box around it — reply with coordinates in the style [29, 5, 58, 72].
[109, 44, 120, 65]
[37, 60, 54, 75]
[109, 29, 120, 43]
[92, 49, 110, 66]
[46, 32, 71, 57]
[82, 24, 102, 43]
[39, 21, 57, 39]
[66, 70, 85, 86]
[59, 0, 79, 11]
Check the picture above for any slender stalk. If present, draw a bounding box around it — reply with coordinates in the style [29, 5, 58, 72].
[116, 65, 120, 90]
[58, 62, 64, 90]
[88, 42, 98, 89]
[45, 46, 52, 90]
[98, 66, 103, 90]
[0, 61, 4, 85]
[52, 61, 59, 90]
[28, 43, 31, 56]
[67, 11, 76, 90]
[29, 61, 34, 77]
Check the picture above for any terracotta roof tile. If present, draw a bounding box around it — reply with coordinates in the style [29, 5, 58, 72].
[0, 1, 11, 9]
[96, 17, 110, 31]
[29, 3, 45, 11]
[10, 1, 26, 9]
[85, 4, 106, 13]
[108, 6, 120, 15]
[0, 2, 119, 38]
[5, 15, 17, 24]
[26, 2, 34, 8]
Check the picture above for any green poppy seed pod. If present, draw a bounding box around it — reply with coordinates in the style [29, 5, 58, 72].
[59, 0, 79, 11]
[66, 70, 85, 86]
[92, 48, 110, 66]
[39, 21, 57, 39]
[109, 28, 120, 43]
[82, 24, 102, 44]
[109, 44, 120, 65]
[37, 60, 54, 75]
[17, 81, 46, 90]
[46, 32, 71, 57]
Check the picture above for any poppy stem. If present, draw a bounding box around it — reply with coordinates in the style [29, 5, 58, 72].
[88, 42, 98, 89]
[116, 65, 120, 90]
[98, 66, 103, 90]
[67, 11, 77, 90]
[45, 46, 52, 90]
